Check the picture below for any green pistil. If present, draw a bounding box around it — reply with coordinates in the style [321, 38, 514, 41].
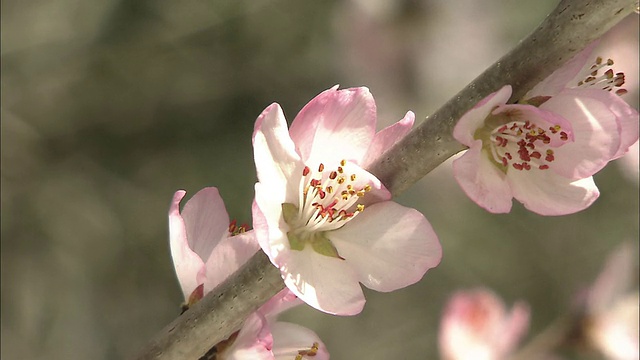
[281, 203, 344, 259]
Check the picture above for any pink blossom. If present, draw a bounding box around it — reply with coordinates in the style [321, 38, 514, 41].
[252, 86, 442, 315]
[169, 189, 328, 359]
[453, 45, 639, 215]
[439, 288, 530, 360]
[582, 242, 639, 360]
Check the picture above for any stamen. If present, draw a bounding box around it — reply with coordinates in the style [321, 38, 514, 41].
[487, 119, 569, 172]
[576, 57, 627, 95]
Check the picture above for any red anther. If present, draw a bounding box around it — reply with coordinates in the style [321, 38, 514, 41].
[616, 89, 628, 96]
[318, 189, 326, 199]
[329, 171, 337, 180]
[502, 157, 508, 166]
[604, 69, 614, 78]
[513, 163, 523, 170]
[560, 132, 568, 141]
[310, 179, 320, 187]
[523, 163, 531, 170]
[505, 152, 513, 160]
[303, 166, 310, 176]
[498, 125, 508, 133]
[539, 164, 550, 170]
[545, 154, 555, 162]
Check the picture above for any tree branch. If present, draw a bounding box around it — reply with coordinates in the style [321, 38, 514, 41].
[133, 0, 637, 358]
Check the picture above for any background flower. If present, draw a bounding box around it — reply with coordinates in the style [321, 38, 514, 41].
[439, 288, 530, 360]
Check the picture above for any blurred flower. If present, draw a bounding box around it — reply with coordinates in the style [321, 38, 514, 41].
[252, 86, 442, 315]
[169, 189, 328, 359]
[582, 242, 639, 360]
[439, 288, 530, 360]
[453, 44, 639, 215]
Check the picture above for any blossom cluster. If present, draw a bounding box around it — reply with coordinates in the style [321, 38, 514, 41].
[163, 38, 637, 359]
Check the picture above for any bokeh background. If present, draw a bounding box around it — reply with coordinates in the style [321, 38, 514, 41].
[2, 1, 638, 359]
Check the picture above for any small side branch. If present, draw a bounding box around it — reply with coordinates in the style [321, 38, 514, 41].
[133, 0, 637, 358]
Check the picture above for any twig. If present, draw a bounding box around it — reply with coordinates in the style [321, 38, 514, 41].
[133, 0, 638, 358]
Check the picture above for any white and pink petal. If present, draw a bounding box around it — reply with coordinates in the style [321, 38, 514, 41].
[275, 246, 365, 316]
[272, 322, 329, 360]
[361, 110, 415, 168]
[452, 143, 514, 214]
[288, 86, 377, 166]
[328, 201, 441, 292]
[508, 169, 599, 215]
[168, 190, 208, 301]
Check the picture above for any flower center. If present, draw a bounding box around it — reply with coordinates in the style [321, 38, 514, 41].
[282, 159, 371, 258]
[477, 112, 570, 172]
[575, 57, 627, 96]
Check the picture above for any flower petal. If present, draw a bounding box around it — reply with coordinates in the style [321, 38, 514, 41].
[526, 42, 598, 97]
[361, 111, 415, 168]
[180, 187, 230, 263]
[275, 247, 365, 316]
[329, 201, 441, 292]
[500, 301, 531, 355]
[203, 230, 260, 294]
[222, 312, 274, 360]
[508, 169, 599, 215]
[288, 86, 376, 165]
[453, 85, 512, 146]
[452, 142, 513, 213]
[272, 322, 329, 360]
[574, 89, 639, 159]
[168, 190, 207, 301]
[253, 182, 292, 263]
[541, 89, 620, 179]
[258, 288, 302, 322]
[253, 102, 304, 203]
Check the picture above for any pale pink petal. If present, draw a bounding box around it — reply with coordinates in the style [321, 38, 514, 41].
[272, 322, 329, 360]
[361, 111, 415, 168]
[168, 190, 207, 300]
[508, 170, 599, 215]
[275, 247, 365, 316]
[288, 86, 376, 165]
[588, 242, 635, 313]
[541, 89, 620, 178]
[328, 201, 441, 292]
[222, 312, 274, 360]
[577, 89, 639, 159]
[253, 183, 292, 263]
[258, 288, 302, 322]
[452, 142, 513, 213]
[526, 42, 598, 97]
[500, 301, 531, 355]
[180, 187, 229, 263]
[252, 103, 305, 262]
[253, 103, 305, 204]
[617, 141, 639, 183]
[203, 230, 260, 294]
[453, 85, 512, 146]
[589, 292, 640, 360]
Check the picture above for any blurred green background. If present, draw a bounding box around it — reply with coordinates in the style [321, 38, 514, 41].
[2, 1, 638, 359]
